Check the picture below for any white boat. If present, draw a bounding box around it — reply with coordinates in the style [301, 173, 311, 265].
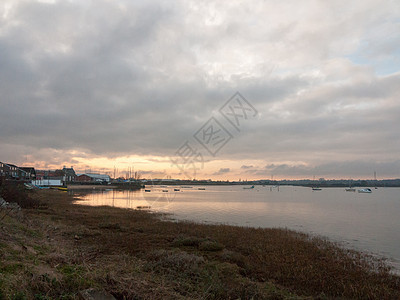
[312, 187, 322, 191]
[24, 183, 35, 190]
[358, 188, 372, 193]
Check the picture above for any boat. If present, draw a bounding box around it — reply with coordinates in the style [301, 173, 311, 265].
[198, 188, 206, 190]
[346, 180, 355, 192]
[57, 187, 68, 191]
[358, 188, 372, 193]
[24, 183, 35, 190]
[144, 189, 151, 192]
[162, 190, 168, 192]
[312, 187, 322, 191]
[243, 185, 255, 189]
[174, 188, 180, 191]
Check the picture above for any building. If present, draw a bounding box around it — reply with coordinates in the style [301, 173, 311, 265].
[76, 174, 92, 182]
[35, 170, 62, 181]
[76, 173, 111, 183]
[0, 162, 19, 179]
[62, 166, 76, 183]
[20, 167, 36, 180]
[0, 162, 32, 180]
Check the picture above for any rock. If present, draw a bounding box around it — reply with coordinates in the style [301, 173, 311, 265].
[0, 197, 8, 207]
[0, 198, 21, 210]
[78, 288, 116, 300]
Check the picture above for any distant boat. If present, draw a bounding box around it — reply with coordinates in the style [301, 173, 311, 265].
[57, 187, 68, 191]
[312, 187, 322, 191]
[136, 206, 151, 209]
[243, 185, 255, 189]
[358, 188, 372, 193]
[144, 189, 151, 192]
[162, 190, 168, 192]
[198, 188, 206, 190]
[174, 188, 180, 191]
[346, 180, 355, 192]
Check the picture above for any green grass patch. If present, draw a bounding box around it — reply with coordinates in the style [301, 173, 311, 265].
[0, 263, 23, 275]
[199, 240, 224, 252]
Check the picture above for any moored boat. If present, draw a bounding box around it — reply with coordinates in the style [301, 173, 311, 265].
[24, 183, 35, 190]
[243, 185, 255, 189]
[358, 188, 372, 193]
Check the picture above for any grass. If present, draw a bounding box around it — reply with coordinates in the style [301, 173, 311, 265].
[0, 188, 399, 299]
[0, 180, 41, 209]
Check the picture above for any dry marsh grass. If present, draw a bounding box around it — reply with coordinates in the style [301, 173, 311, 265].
[0, 189, 399, 299]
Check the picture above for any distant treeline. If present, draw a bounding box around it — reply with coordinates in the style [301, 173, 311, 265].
[144, 179, 400, 187]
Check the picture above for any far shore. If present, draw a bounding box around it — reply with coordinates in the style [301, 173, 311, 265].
[67, 184, 119, 190]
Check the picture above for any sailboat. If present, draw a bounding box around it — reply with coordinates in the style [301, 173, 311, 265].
[345, 180, 355, 192]
[374, 171, 378, 189]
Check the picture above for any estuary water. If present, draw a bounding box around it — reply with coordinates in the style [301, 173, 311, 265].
[73, 185, 400, 272]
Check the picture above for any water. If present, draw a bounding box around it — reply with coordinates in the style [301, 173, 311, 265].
[73, 185, 400, 272]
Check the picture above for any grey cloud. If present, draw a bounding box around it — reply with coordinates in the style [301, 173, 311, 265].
[258, 161, 400, 179]
[241, 165, 254, 169]
[213, 168, 230, 175]
[0, 0, 400, 178]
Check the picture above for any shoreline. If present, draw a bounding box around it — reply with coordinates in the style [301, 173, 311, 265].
[0, 189, 399, 299]
[67, 184, 119, 190]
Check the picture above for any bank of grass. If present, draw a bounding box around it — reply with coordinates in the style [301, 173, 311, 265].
[0, 189, 399, 299]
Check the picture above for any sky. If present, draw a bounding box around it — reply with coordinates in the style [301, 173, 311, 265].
[0, 0, 399, 180]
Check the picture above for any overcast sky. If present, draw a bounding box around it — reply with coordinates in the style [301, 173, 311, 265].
[1, 0, 399, 180]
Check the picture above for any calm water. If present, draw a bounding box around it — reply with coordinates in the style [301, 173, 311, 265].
[73, 185, 400, 272]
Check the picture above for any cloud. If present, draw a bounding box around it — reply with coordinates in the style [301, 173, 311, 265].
[240, 165, 253, 169]
[258, 161, 400, 179]
[0, 0, 399, 178]
[213, 168, 231, 175]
